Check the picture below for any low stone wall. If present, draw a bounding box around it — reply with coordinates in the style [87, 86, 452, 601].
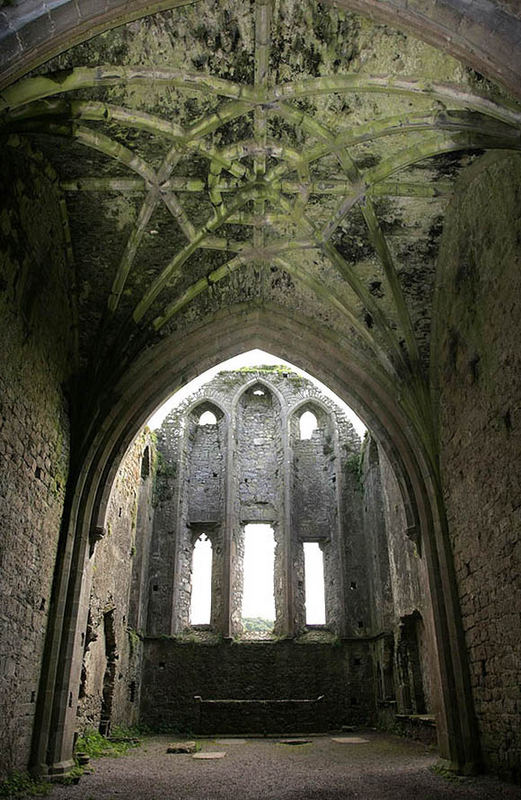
[140, 637, 374, 734]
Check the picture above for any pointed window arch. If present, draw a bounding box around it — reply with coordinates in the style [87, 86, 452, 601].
[198, 410, 217, 426]
[299, 410, 318, 440]
[140, 446, 150, 479]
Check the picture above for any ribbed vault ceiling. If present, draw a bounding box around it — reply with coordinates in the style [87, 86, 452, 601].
[2, 0, 521, 438]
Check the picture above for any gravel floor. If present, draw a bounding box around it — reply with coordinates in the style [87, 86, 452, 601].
[48, 732, 521, 800]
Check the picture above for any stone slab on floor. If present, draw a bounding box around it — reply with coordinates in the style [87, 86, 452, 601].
[193, 751, 226, 759]
[331, 736, 370, 743]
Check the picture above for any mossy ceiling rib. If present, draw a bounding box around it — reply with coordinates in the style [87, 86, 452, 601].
[59, 177, 453, 198]
[276, 196, 407, 370]
[108, 144, 181, 311]
[268, 76, 521, 126]
[10, 102, 518, 165]
[8, 0, 521, 397]
[150, 246, 384, 366]
[364, 134, 521, 187]
[7, 120, 157, 182]
[295, 111, 521, 165]
[0, 67, 254, 111]
[273, 100, 419, 365]
[5, 70, 521, 130]
[132, 183, 270, 323]
[253, 0, 271, 249]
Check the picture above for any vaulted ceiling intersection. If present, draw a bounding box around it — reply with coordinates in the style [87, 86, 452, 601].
[2, 0, 521, 441]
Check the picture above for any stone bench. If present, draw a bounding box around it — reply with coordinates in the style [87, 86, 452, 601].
[193, 695, 325, 734]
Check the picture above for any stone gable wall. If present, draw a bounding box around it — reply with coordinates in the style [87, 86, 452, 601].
[148, 368, 362, 638]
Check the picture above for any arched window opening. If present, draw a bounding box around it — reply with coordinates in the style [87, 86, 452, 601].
[140, 446, 150, 479]
[304, 542, 326, 625]
[190, 535, 212, 625]
[198, 410, 217, 426]
[300, 410, 318, 440]
[241, 524, 275, 631]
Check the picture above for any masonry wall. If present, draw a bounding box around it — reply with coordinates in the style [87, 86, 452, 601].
[341, 439, 371, 636]
[148, 370, 363, 638]
[187, 408, 226, 524]
[291, 407, 336, 541]
[0, 143, 74, 774]
[138, 369, 380, 730]
[140, 637, 374, 733]
[237, 385, 283, 519]
[77, 432, 155, 735]
[235, 384, 284, 631]
[433, 152, 521, 781]
[360, 438, 437, 729]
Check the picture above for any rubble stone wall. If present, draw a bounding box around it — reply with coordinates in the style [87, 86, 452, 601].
[76, 432, 155, 735]
[433, 152, 521, 780]
[0, 144, 74, 774]
[140, 637, 375, 733]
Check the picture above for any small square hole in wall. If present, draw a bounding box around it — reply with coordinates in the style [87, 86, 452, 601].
[353, 657, 362, 667]
[153, 585, 159, 592]
[358, 620, 364, 628]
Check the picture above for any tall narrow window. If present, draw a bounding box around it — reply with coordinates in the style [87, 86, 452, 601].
[304, 542, 326, 625]
[141, 446, 150, 479]
[190, 535, 212, 625]
[241, 524, 275, 630]
[299, 410, 318, 440]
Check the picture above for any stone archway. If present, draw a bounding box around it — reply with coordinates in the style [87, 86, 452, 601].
[1, 0, 521, 97]
[31, 303, 478, 777]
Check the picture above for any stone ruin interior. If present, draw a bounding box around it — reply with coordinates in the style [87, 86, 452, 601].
[0, 0, 521, 789]
[79, 365, 433, 741]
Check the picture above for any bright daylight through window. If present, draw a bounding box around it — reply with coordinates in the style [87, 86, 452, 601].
[190, 535, 212, 625]
[242, 524, 275, 631]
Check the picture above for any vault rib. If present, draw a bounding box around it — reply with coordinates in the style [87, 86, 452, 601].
[5, 69, 521, 129]
[132, 183, 273, 323]
[253, 0, 272, 249]
[149, 245, 385, 369]
[11, 102, 519, 162]
[107, 145, 181, 313]
[274, 193, 406, 369]
[59, 177, 451, 198]
[274, 102, 420, 366]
